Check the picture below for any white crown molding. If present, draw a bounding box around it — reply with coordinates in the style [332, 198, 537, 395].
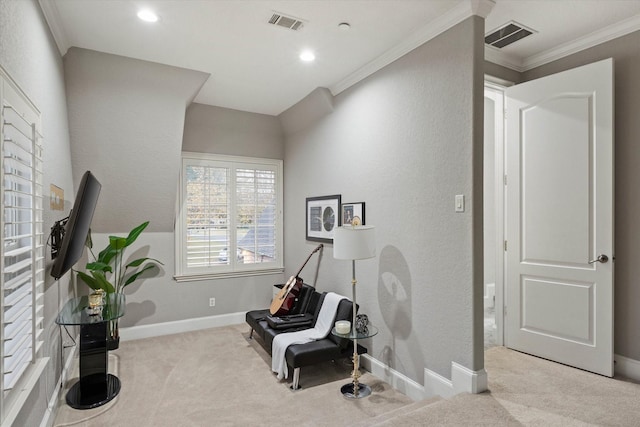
[484, 74, 514, 88]
[485, 45, 525, 72]
[522, 13, 640, 71]
[487, 13, 640, 72]
[330, 0, 496, 95]
[38, 0, 70, 56]
[470, 0, 496, 19]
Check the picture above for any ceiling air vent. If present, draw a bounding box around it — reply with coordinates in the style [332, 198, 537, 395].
[485, 21, 535, 48]
[268, 12, 305, 31]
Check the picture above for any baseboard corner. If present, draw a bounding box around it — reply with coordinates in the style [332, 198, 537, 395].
[614, 353, 640, 382]
[424, 366, 456, 398]
[362, 354, 425, 401]
[452, 362, 488, 394]
[424, 361, 488, 399]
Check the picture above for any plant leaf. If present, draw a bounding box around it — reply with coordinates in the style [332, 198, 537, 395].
[126, 221, 149, 246]
[123, 264, 156, 288]
[91, 271, 115, 293]
[77, 271, 100, 290]
[109, 236, 128, 250]
[86, 261, 112, 273]
[126, 257, 163, 268]
[98, 245, 118, 264]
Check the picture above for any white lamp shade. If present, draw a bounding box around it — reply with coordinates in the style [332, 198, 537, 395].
[333, 225, 376, 260]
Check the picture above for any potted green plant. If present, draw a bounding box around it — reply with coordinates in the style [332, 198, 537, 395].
[77, 221, 162, 349]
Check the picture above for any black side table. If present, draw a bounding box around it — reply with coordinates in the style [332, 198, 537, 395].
[56, 294, 125, 409]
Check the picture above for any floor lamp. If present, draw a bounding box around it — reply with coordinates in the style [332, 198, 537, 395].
[333, 225, 375, 398]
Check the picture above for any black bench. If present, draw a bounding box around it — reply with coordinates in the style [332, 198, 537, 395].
[246, 284, 366, 389]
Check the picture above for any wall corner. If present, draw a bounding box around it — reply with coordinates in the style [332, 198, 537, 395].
[424, 361, 488, 399]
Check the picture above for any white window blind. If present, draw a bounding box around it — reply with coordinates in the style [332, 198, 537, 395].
[1, 68, 44, 422]
[175, 153, 283, 280]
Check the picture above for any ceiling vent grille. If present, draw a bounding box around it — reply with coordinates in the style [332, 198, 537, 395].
[485, 21, 535, 48]
[268, 12, 305, 31]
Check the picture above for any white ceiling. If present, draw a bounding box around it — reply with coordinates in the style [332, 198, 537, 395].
[41, 0, 640, 116]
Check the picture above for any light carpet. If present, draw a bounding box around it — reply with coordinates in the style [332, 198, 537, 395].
[53, 325, 640, 426]
[53, 324, 413, 426]
[369, 347, 640, 426]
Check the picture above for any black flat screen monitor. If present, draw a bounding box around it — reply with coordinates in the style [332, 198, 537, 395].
[51, 171, 101, 280]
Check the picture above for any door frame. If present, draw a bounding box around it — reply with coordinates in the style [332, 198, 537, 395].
[484, 75, 512, 348]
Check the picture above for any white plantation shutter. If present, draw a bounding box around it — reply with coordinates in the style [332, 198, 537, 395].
[176, 153, 283, 280]
[1, 68, 45, 422]
[235, 168, 277, 263]
[184, 163, 230, 269]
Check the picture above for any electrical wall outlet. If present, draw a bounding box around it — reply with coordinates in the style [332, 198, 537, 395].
[209, 297, 215, 307]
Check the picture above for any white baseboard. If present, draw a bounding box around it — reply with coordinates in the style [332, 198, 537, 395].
[424, 362, 488, 398]
[361, 354, 425, 401]
[119, 312, 246, 342]
[614, 353, 640, 382]
[362, 354, 487, 401]
[452, 362, 487, 394]
[424, 366, 457, 398]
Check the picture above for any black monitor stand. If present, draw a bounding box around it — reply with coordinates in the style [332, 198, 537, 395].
[56, 294, 125, 409]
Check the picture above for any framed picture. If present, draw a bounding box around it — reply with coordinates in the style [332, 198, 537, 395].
[306, 195, 341, 243]
[342, 202, 365, 226]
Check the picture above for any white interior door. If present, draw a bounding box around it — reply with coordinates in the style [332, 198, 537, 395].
[505, 58, 614, 377]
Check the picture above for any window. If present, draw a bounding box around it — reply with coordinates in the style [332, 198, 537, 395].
[175, 153, 283, 280]
[1, 68, 46, 424]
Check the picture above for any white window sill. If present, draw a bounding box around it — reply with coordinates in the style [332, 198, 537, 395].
[174, 267, 284, 282]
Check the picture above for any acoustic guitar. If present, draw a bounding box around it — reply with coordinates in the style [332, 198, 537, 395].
[270, 244, 323, 316]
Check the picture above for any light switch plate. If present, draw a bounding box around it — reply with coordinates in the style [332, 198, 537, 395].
[455, 195, 465, 212]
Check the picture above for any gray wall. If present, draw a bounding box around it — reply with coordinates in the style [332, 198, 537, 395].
[88, 231, 285, 329]
[520, 30, 640, 362]
[281, 17, 485, 382]
[64, 47, 209, 233]
[279, 87, 334, 136]
[183, 102, 284, 159]
[0, 0, 75, 425]
[97, 102, 285, 329]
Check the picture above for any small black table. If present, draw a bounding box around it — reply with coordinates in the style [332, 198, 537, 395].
[56, 294, 125, 409]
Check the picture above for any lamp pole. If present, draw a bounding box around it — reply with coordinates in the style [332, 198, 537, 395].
[350, 259, 361, 397]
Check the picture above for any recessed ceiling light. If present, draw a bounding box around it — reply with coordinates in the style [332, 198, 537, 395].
[137, 9, 159, 23]
[300, 50, 315, 62]
[338, 22, 351, 31]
